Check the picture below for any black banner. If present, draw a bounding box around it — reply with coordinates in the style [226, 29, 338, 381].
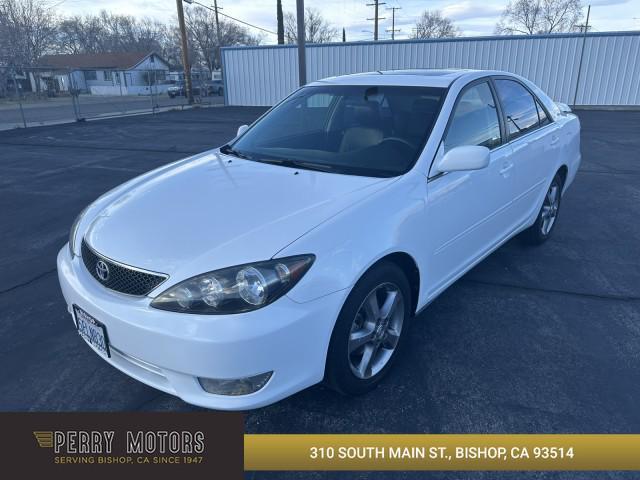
[0, 412, 244, 479]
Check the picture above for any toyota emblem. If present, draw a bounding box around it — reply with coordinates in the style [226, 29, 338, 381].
[95, 260, 110, 281]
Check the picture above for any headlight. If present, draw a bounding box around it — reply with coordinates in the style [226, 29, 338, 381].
[150, 255, 315, 314]
[68, 206, 89, 258]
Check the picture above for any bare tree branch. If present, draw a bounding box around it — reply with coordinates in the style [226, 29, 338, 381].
[284, 7, 337, 44]
[495, 0, 583, 35]
[184, 6, 261, 74]
[411, 10, 460, 39]
[0, 0, 58, 66]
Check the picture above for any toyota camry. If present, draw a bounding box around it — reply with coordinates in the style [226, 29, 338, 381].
[57, 69, 581, 410]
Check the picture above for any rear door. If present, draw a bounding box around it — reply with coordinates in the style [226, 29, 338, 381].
[425, 80, 517, 297]
[493, 78, 559, 223]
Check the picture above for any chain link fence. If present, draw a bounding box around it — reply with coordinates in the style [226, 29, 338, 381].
[0, 66, 224, 130]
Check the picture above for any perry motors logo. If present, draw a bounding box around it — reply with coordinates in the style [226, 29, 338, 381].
[33, 430, 205, 464]
[95, 260, 110, 281]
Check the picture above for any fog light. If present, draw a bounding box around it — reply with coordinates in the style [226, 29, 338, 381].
[198, 371, 273, 396]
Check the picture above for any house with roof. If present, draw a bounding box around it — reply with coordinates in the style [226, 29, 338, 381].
[36, 52, 170, 96]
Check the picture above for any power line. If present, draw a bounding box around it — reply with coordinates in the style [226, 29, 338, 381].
[366, 0, 386, 41]
[186, 0, 277, 36]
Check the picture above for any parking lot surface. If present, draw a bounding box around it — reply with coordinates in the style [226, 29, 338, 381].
[1, 108, 639, 480]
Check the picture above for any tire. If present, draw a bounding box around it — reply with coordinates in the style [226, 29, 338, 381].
[168, 93, 174, 98]
[324, 261, 412, 395]
[521, 171, 563, 245]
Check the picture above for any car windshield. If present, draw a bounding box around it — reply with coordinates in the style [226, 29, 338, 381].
[226, 85, 446, 177]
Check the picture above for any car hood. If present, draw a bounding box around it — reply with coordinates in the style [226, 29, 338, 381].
[84, 150, 392, 285]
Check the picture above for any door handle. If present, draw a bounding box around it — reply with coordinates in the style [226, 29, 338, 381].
[499, 161, 514, 176]
[550, 135, 560, 146]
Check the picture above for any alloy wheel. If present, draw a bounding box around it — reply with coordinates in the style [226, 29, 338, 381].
[541, 180, 560, 235]
[348, 282, 405, 379]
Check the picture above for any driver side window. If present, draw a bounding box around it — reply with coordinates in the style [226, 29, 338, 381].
[444, 82, 501, 153]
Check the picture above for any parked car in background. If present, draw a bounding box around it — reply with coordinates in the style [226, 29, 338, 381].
[58, 69, 580, 410]
[167, 81, 201, 98]
[204, 80, 224, 96]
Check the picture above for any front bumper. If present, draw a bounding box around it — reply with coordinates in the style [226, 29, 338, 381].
[57, 246, 346, 410]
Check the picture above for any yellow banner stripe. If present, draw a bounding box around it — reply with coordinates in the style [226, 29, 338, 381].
[244, 434, 640, 471]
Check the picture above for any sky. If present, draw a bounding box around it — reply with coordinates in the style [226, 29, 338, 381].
[56, 0, 640, 43]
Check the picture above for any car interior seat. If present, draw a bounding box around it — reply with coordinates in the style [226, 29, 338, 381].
[339, 103, 384, 153]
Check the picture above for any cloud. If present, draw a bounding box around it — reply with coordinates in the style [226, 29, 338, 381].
[588, 0, 630, 5]
[441, 1, 504, 21]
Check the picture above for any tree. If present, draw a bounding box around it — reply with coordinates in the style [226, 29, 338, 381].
[284, 8, 337, 44]
[277, 0, 284, 45]
[411, 10, 460, 39]
[184, 6, 261, 74]
[56, 12, 169, 55]
[57, 16, 105, 54]
[495, 0, 583, 35]
[184, 6, 218, 73]
[0, 0, 263, 78]
[0, 0, 58, 66]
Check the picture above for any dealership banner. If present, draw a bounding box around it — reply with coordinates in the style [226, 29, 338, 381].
[0, 412, 243, 479]
[4, 416, 640, 475]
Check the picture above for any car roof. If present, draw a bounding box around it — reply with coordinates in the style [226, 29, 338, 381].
[309, 69, 510, 88]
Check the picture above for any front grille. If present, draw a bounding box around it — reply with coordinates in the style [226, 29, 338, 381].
[81, 240, 168, 296]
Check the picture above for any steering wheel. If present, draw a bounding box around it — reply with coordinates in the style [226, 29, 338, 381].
[379, 137, 415, 150]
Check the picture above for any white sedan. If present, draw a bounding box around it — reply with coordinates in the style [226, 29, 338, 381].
[57, 69, 581, 410]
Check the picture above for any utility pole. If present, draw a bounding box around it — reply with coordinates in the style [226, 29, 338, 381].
[277, 0, 285, 45]
[572, 4, 591, 106]
[366, 0, 386, 41]
[213, 0, 223, 73]
[386, 6, 401, 40]
[296, 0, 306, 86]
[574, 5, 592, 34]
[177, 0, 194, 104]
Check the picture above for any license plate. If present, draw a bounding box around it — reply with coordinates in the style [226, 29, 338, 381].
[74, 305, 111, 358]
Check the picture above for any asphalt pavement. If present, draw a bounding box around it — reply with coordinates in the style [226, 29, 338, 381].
[1, 107, 639, 480]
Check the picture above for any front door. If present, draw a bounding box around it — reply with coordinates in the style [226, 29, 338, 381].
[424, 80, 518, 298]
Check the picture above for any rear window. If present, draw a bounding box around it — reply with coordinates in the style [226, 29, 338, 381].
[494, 79, 541, 140]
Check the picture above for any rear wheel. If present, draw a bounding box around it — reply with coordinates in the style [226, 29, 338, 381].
[325, 262, 411, 395]
[521, 172, 563, 245]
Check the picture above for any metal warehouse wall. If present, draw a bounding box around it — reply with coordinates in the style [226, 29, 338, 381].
[221, 31, 640, 107]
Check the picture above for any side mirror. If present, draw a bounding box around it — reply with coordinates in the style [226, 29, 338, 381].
[237, 124, 249, 136]
[435, 145, 490, 173]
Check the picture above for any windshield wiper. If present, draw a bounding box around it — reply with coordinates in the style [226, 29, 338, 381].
[289, 160, 334, 172]
[220, 144, 250, 159]
[252, 157, 334, 172]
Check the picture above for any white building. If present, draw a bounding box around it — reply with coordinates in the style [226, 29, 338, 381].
[37, 52, 171, 96]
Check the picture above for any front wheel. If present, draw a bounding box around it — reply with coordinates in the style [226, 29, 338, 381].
[521, 172, 563, 245]
[325, 262, 411, 395]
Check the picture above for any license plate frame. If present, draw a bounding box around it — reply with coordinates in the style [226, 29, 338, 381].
[73, 305, 111, 358]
